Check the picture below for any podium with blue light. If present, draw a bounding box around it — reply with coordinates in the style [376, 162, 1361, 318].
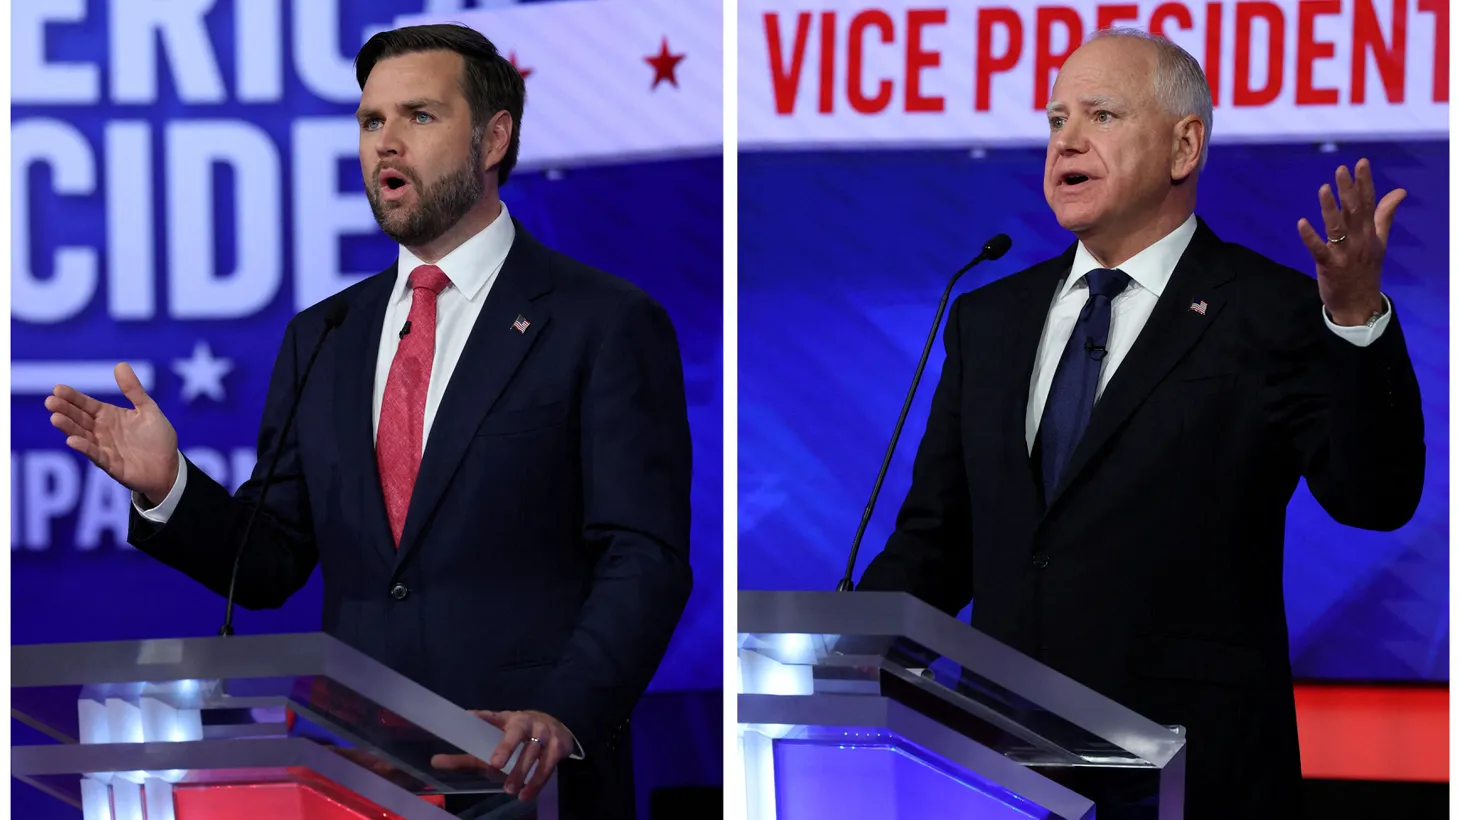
[737, 591, 1187, 820]
[12, 633, 557, 820]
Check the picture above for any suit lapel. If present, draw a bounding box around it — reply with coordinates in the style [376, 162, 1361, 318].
[393, 222, 555, 570]
[1042, 219, 1233, 514]
[997, 251, 1072, 525]
[333, 266, 399, 568]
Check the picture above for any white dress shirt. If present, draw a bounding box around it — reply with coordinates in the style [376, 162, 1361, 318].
[1024, 213, 1392, 452]
[135, 203, 515, 521]
[372, 203, 515, 447]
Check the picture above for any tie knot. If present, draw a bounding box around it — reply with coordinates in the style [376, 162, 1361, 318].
[409, 264, 451, 296]
[1084, 268, 1130, 300]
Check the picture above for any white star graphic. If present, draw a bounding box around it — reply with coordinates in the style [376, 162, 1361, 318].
[173, 341, 234, 403]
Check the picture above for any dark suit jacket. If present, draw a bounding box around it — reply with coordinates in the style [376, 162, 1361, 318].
[129, 220, 694, 819]
[858, 218, 1424, 818]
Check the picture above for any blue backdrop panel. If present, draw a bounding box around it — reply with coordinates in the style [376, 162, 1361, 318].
[738, 141, 1447, 682]
[12, 156, 722, 685]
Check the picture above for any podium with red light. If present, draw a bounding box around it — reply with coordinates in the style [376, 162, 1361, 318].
[13, 633, 557, 820]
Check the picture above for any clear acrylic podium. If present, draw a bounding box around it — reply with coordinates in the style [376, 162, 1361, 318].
[13, 632, 557, 820]
[738, 591, 1186, 820]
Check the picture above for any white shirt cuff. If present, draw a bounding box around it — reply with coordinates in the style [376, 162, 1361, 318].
[132, 451, 186, 523]
[1324, 293, 1392, 348]
[566, 728, 586, 760]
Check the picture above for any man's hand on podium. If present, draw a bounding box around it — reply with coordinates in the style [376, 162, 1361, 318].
[431, 709, 572, 802]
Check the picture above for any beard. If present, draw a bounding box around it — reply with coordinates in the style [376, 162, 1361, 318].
[367, 142, 485, 247]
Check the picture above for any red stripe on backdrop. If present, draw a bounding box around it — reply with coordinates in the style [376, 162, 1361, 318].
[1294, 683, 1448, 782]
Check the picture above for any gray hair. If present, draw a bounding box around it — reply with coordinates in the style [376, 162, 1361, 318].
[1091, 27, 1213, 171]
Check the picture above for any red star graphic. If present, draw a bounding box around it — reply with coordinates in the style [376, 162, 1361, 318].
[644, 37, 685, 90]
[508, 51, 532, 79]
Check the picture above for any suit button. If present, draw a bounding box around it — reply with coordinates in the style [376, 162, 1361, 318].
[389, 583, 409, 600]
[1032, 553, 1050, 569]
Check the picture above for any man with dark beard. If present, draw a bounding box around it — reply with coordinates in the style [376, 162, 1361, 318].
[43, 24, 693, 820]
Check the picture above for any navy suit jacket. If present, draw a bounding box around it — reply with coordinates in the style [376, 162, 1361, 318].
[859, 219, 1424, 818]
[129, 220, 694, 818]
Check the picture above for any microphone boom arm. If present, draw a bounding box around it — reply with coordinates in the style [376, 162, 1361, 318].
[835, 234, 1012, 592]
[220, 301, 348, 636]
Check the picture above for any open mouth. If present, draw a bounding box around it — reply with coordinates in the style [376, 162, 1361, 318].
[378, 169, 413, 201]
[379, 169, 411, 190]
[1061, 173, 1091, 186]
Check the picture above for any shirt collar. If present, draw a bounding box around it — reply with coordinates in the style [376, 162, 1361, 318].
[1062, 213, 1197, 298]
[395, 201, 516, 302]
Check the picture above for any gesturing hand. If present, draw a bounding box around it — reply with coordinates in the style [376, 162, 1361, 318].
[431, 709, 573, 802]
[1296, 157, 1406, 326]
[45, 363, 180, 504]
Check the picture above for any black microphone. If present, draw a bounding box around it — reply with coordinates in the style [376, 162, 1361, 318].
[836, 233, 1013, 592]
[220, 298, 349, 636]
[399, 320, 411, 339]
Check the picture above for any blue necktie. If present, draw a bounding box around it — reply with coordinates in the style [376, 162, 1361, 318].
[1036, 268, 1131, 502]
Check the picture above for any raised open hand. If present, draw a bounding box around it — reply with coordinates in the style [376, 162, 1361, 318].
[45, 363, 180, 504]
[1296, 157, 1406, 326]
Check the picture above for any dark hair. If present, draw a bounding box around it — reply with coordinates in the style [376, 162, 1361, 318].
[355, 23, 526, 186]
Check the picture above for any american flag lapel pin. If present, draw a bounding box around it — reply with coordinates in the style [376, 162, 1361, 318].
[1189, 299, 1208, 315]
[512, 314, 531, 333]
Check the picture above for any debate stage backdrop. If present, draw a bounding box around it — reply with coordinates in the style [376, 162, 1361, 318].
[738, 0, 1448, 683]
[12, 1, 722, 816]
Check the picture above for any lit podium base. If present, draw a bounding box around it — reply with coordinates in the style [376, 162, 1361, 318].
[174, 778, 443, 820]
[13, 633, 556, 820]
[753, 726, 1065, 819]
[738, 591, 1186, 820]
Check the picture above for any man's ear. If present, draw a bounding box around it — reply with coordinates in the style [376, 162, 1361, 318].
[1171, 114, 1205, 181]
[482, 109, 514, 174]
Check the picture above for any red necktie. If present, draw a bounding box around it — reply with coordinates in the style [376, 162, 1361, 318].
[377, 264, 451, 546]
